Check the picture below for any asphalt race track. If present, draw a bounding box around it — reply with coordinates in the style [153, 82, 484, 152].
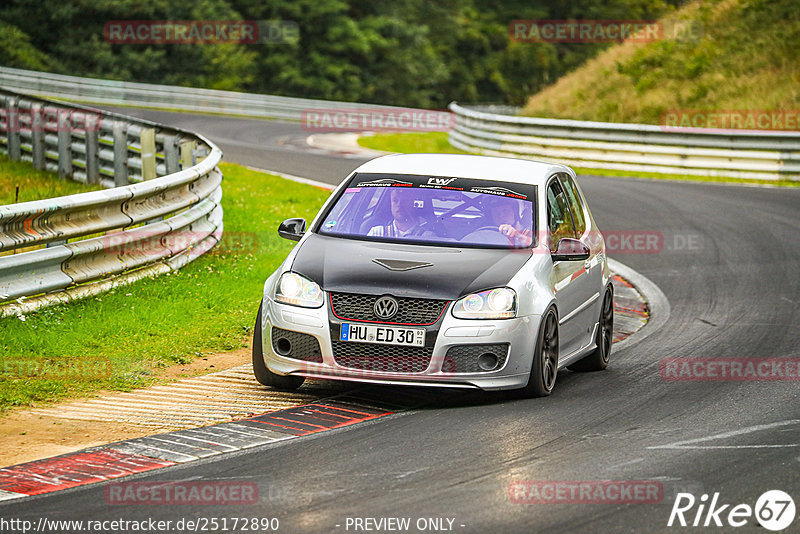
[5, 109, 800, 533]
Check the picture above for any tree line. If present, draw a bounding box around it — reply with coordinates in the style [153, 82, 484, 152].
[0, 0, 682, 108]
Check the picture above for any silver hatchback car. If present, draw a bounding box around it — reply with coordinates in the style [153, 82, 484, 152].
[253, 154, 613, 397]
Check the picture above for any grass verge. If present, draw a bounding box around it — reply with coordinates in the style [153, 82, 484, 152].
[357, 132, 469, 154]
[522, 0, 800, 125]
[357, 132, 800, 187]
[573, 167, 800, 188]
[0, 154, 101, 205]
[0, 162, 331, 412]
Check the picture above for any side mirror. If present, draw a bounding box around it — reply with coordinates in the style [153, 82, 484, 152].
[278, 218, 307, 241]
[551, 238, 589, 261]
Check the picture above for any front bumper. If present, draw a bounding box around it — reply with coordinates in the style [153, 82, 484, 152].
[260, 297, 542, 391]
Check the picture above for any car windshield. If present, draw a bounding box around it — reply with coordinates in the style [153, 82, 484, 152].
[317, 173, 537, 249]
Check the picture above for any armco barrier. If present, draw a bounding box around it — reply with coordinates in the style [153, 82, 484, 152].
[0, 66, 409, 121]
[449, 103, 800, 180]
[4, 67, 798, 180]
[0, 89, 223, 311]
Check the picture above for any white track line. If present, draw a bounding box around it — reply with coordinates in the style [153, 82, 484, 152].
[244, 165, 336, 190]
[648, 420, 800, 450]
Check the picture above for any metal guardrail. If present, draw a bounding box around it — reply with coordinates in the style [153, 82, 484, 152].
[0, 66, 408, 121]
[449, 103, 800, 180]
[0, 89, 223, 307]
[5, 67, 798, 180]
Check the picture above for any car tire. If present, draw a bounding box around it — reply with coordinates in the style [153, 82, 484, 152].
[252, 301, 305, 390]
[518, 307, 559, 398]
[568, 284, 614, 372]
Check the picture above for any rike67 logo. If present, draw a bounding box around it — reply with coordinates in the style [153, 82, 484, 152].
[669, 490, 795, 531]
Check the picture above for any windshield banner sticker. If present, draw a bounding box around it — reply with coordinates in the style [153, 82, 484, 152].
[353, 174, 532, 201]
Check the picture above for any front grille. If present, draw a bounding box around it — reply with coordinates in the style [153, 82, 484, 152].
[331, 340, 434, 373]
[330, 292, 448, 325]
[444, 343, 509, 373]
[271, 327, 323, 363]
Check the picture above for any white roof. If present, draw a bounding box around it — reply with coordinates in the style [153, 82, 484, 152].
[353, 153, 571, 185]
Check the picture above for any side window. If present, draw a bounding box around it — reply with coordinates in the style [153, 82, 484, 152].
[546, 179, 576, 251]
[558, 174, 586, 235]
[322, 187, 382, 234]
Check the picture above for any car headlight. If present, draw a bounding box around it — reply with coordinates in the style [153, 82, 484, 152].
[275, 272, 324, 308]
[452, 288, 517, 319]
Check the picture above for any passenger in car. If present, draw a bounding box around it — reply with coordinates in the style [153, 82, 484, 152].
[484, 196, 533, 247]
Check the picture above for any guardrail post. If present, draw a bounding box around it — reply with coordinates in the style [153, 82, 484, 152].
[140, 127, 156, 180]
[5, 96, 21, 161]
[164, 135, 179, 174]
[113, 121, 129, 186]
[85, 114, 100, 184]
[57, 110, 73, 179]
[180, 140, 196, 169]
[31, 104, 45, 170]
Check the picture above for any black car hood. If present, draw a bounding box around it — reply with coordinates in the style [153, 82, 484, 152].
[290, 233, 531, 300]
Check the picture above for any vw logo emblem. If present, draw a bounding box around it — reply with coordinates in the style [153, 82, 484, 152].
[374, 296, 399, 320]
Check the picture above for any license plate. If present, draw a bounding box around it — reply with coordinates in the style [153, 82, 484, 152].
[340, 323, 425, 347]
